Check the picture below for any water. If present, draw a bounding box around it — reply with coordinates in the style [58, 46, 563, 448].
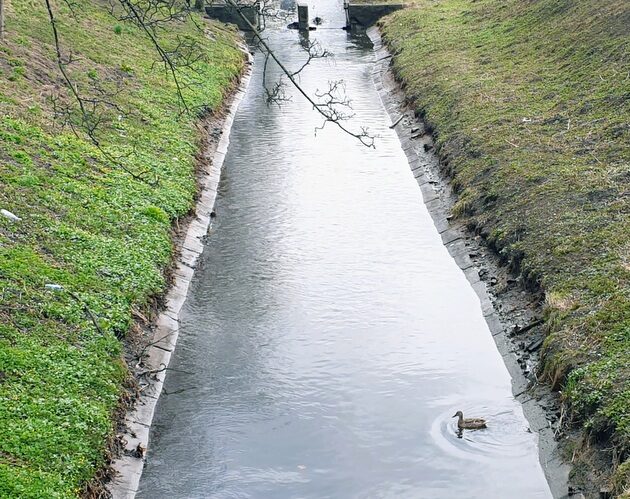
[139, 3, 553, 497]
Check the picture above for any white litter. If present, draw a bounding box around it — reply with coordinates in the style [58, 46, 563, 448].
[1, 209, 21, 222]
[45, 284, 64, 291]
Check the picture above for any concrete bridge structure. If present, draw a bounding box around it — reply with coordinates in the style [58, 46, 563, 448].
[344, 1, 404, 29]
[204, 0, 404, 31]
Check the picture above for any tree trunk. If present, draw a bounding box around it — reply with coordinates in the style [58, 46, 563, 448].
[0, 0, 5, 42]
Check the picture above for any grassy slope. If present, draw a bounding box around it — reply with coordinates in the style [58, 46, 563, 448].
[380, 0, 629, 487]
[0, 1, 243, 496]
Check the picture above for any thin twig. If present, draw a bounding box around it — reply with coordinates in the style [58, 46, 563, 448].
[66, 291, 105, 335]
[226, 0, 375, 147]
[389, 114, 405, 129]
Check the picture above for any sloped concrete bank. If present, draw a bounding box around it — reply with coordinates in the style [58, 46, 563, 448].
[106, 47, 253, 499]
[367, 27, 570, 498]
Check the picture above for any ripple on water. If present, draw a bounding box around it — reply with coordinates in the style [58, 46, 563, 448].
[430, 401, 537, 463]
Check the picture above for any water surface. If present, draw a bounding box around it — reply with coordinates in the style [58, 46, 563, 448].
[139, 4, 552, 497]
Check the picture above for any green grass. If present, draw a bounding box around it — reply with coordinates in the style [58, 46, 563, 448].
[380, 0, 629, 488]
[0, 1, 244, 496]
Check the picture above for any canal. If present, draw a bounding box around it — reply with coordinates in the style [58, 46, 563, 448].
[138, 2, 553, 497]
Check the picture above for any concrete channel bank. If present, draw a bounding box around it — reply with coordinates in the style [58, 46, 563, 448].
[108, 22, 569, 498]
[367, 26, 570, 498]
[107, 47, 253, 499]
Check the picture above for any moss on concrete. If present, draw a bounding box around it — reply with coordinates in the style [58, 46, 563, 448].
[380, 0, 629, 489]
[0, 1, 243, 496]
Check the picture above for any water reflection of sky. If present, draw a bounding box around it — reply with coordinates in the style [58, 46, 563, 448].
[139, 7, 553, 499]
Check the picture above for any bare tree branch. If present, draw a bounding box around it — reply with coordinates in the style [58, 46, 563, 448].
[114, 0, 192, 113]
[43, 0, 214, 183]
[290, 39, 331, 78]
[0, 0, 6, 42]
[226, 0, 375, 147]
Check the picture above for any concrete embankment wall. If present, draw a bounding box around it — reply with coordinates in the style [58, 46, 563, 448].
[346, 2, 404, 27]
[109, 49, 254, 499]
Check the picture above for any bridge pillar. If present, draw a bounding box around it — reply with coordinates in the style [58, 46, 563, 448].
[297, 2, 309, 30]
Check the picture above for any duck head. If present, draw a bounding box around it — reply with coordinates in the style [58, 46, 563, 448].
[452, 411, 463, 418]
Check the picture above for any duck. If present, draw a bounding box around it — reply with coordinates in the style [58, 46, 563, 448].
[452, 410, 487, 429]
